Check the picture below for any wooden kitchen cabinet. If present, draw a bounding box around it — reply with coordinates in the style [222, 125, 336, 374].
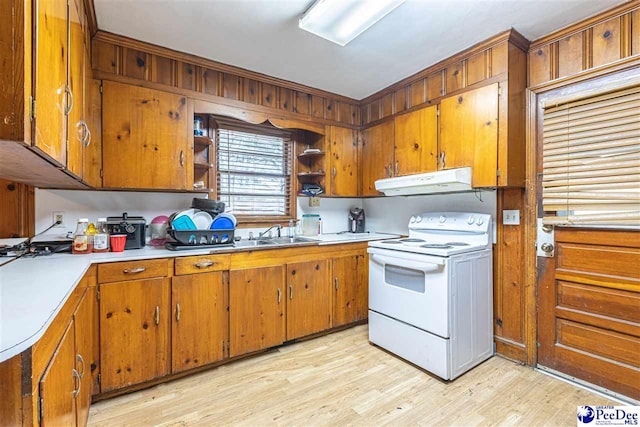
[439, 83, 499, 187]
[66, 0, 86, 179]
[393, 105, 438, 176]
[102, 81, 193, 190]
[99, 277, 171, 392]
[229, 266, 286, 357]
[328, 126, 359, 196]
[360, 120, 394, 196]
[73, 289, 95, 426]
[332, 252, 368, 327]
[171, 272, 228, 373]
[286, 260, 331, 340]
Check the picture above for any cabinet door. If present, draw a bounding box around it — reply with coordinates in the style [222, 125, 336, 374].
[83, 79, 102, 188]
[34, 0, 68, 165]
[73, 290, 93, 427]
[172, 272, 228, 373]
[39, 322, 76, 427]
[66, 0, 85, 179]
[229, 266, 285, 357]
[329, 126, 359, 196]
[439, 83, 499, 187]
[102, 81, 191, 190]
[99, 277, 170, 392]
[393, 105, 438, 176]
[332, 252, 368, 327]
[286, 260, 330, 340]
[361, 121, 394, 196]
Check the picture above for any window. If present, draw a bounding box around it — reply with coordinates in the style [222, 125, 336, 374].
[541, 83, 640, 227]
[215, 118, 294, 221]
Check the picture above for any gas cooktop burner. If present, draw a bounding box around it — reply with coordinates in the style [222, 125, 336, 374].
[446, 242, 470, 246]
[399, 238, 426, 243]
[420, 243, 453, 249]
[381, 240, 403, 244]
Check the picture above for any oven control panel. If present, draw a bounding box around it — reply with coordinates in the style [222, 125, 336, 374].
[409, 212, 492, 233]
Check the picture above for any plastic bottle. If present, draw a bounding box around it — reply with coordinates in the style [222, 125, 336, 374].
[93, 218, 110, 253]
[317, 217, 323, 235]
[72, 218, 92, 254]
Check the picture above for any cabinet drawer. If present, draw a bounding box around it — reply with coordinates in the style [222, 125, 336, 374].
[98, 259, 169, 283]
[175, 255, 231, 275]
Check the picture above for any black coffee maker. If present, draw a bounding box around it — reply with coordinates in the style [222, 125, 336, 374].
[348, 208, 365, 233]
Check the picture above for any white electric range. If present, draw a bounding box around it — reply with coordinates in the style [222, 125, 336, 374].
[367, 212, 494, 380]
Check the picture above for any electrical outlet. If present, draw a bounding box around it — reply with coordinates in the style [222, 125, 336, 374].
[309, 197, 320, 207]
[503, 210, 520, 225]
[53, 211, 65, 227]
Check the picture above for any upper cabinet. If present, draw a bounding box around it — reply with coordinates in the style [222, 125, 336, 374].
[393, 105, 438, 176]
[360, 121, 394, 196]
[327, 126, 359, 197]
[102, 81, 193, 190]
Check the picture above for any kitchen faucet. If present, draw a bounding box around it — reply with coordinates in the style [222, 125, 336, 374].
[258, 224, 282, 239]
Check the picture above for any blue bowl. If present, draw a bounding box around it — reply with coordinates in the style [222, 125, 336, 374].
[210, 217, 234, 230]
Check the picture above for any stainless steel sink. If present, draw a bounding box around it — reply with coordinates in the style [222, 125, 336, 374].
[233, 240, 278, 248]
[233, 236, 318, 248]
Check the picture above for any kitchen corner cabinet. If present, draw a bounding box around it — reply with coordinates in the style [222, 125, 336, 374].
[360, 121, 394, 196]
[286, 260, 331, 340]
[440, 83, 499, 187]
[327, 126, 359, 196]
[332, 252, 368, 327]
[393, 105, 438, 176]
[102, 81, 193, 190]
[229, 266, 286, 357]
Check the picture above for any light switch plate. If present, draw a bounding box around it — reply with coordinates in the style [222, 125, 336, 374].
[309, 197, 320, 207]
[503, 210, 520, 225]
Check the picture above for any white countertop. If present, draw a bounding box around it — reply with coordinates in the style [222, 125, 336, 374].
[0, 232, 396, 362]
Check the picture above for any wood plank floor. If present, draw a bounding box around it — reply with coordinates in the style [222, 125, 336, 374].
[89, 325, 617, 426]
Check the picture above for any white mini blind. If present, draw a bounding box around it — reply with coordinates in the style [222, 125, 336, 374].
[217, 124, 292, 217]
[542, 85, 640, 226]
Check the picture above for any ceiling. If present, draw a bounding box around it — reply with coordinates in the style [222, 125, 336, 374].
[94, 0, 623, 100]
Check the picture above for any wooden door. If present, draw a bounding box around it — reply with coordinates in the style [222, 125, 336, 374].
[99, 277, 170, 392]
[73, 290, 93, 426]
[286, 260, 330, 340]
[66, 0, 85, 179]
[537, 228, 640, 400]
[172, 272, 228, 373]
[439, 83, 498, 187]
[329, 126, 359, 196]
[393, 105, 437, 176]
[332, 252, 368, 327]
[361, 121, 394, 196]
[34, 0, 68, 165]
[229, 266, 285, 357]
[102, 81, 191, 190]
[39, 322, 76, 427]
[83, 79, 102, 188]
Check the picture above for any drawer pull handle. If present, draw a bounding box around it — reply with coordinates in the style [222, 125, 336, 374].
[176, 303, 181, 322]
[123, 267, 146, 274]
[72, 369, 81, 397]
[395, 161, 399, 175]
[155, 306, 160, 325]
[180, 150, 185, 167]
[65, 85, 74, 115]
[277, 287, 281, 304]
[195, 261, 214, 269]
[334, 277, 339, 290]
[289, 284, 293, 300]
[76, 354, 85, 378]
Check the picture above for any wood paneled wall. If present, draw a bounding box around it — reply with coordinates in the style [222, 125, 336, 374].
[92, 32, 361, 128]
[529, 1, 640, 88]
[359, 29, 529, 126]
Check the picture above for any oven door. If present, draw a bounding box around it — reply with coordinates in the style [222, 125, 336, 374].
[368, 247, 450, 338]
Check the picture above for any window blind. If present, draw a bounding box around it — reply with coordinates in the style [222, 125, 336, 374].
[216, 124, 292, 217]
[541, 85, 640, 226]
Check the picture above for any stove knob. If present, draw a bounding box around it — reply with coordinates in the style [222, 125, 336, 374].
[476, 217, 485, 226]
[439, 215, 447, 223]
[467, 216, 475, 225]
[410, 216, 416, 223]
[415, 215, 423, 223]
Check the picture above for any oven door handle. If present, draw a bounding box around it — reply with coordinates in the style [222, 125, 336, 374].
[370, 254, 444, 272]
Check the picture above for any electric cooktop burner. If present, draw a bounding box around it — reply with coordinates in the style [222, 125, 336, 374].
[381, 240, 403, 244]
[420, 243, 453, 249]
[446, 242, 470, 246]
[399, 238, 426, 243]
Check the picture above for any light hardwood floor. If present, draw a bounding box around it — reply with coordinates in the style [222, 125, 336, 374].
[89, 325, 617, 426]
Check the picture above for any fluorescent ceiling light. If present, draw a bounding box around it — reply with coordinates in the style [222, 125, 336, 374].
[299, 0, 405, 46]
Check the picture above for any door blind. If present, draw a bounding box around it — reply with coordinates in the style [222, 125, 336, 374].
[542, 85, 640, 226]
[216, 124, 292, 217]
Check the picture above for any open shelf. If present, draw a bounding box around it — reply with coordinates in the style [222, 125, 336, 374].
[194, 136, 214, 150]
[297, 171, 325, 178]
[297, 151, 325, 160]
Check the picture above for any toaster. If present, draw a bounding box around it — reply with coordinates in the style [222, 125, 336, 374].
[106, 213, 146, 250]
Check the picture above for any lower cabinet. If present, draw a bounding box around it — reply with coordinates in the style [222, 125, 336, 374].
[171, 272, 228, 373]
[229, 265, 286, 357]
[332, 253, 368, 327]
[286, 260, 331, 340]
[99, 277, 171, 392]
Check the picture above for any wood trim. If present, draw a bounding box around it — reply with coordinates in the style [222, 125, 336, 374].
[82, 0, 98, 36]
[495, 338, 527, 363]
[360, 29, 529, 104]
[555, 272, 639, 293]
[529, 0, 640, 48]
[93, 31, 358, 105]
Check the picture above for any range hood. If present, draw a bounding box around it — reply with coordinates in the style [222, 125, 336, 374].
[375, 167, 472, 196]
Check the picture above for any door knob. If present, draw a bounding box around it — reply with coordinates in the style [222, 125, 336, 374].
[541, 243, 554, 253]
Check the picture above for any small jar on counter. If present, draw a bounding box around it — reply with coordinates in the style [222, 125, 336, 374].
[72, 218, 92, 254]
[93, 218, 110, 253]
